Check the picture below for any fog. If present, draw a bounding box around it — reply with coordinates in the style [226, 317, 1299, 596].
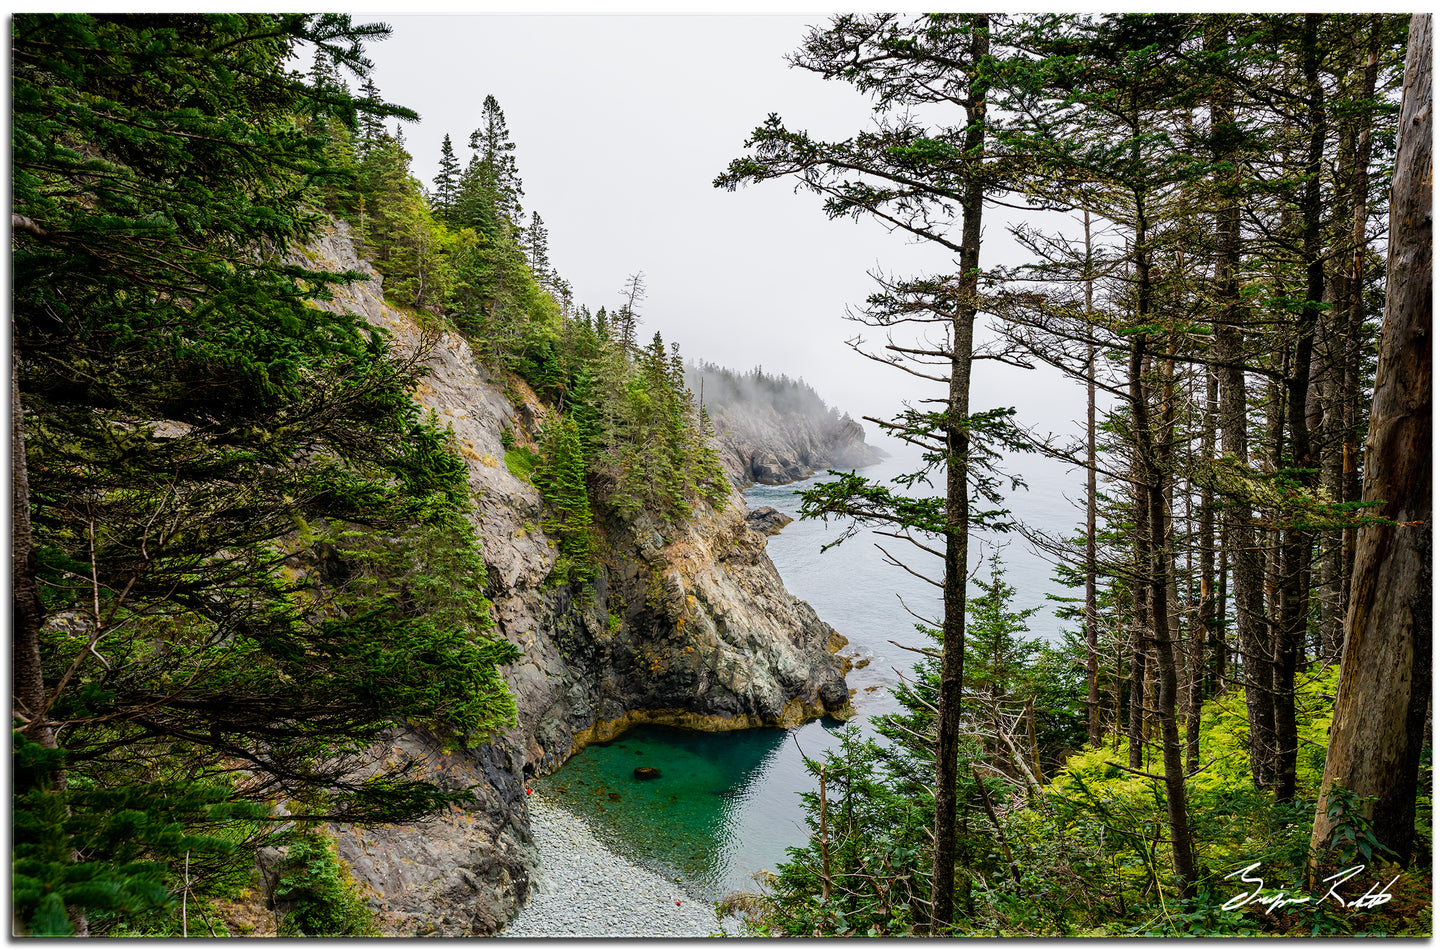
[686, 360, 843, 427]
[360, 12, 1090, 584]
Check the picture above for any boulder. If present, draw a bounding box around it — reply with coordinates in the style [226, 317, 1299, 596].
[745, 506, 793, 536]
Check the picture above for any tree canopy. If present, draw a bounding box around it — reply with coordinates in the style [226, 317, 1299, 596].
[12, 14, 519, 934]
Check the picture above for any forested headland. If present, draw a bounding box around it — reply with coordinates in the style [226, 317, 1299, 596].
[686, 361, 884, 487]
[11, 11, 1433, 939]
[12, 13, 845, 936]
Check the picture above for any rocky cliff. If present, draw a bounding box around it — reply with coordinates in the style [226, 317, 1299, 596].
[288, 223, 852, 935]
[686, 362, 884, 487]
[711, 404, 885, 487]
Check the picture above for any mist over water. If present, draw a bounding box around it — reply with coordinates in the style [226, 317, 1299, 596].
[535, 444, 1079, 899]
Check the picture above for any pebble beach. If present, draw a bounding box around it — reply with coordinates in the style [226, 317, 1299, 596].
[499, 796, 741, 938]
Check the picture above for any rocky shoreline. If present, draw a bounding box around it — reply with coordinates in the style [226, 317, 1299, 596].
[500, 796, 740, 938]
[295, 221, 849, 934]
[709, 405, 884, 489]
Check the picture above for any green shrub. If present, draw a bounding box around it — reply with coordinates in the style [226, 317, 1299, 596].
[274, 832, 377, 937]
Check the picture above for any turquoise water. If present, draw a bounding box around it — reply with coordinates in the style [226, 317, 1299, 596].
[533, 722, 848, 897]
[536, 446, 1078, 899]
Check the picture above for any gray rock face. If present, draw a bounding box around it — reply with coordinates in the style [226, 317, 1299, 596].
[710, 403, 884, 488]
[298, 222, 852, 935]
[745, 505, 794, 536]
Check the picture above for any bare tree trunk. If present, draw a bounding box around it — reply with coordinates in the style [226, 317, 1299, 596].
[1128, 470, 1149, 772]
[1129, 330, 1197, 898]
[1126, 170, 1195, 893]
[1309, 11, 1431, 869]
[1199, 368, 1218, 698]
[1332, 18, 1385, 661]
[1214, 541, 1229, 691]
[12, 358, 51, 748]
[1273, 12, 1330, 802]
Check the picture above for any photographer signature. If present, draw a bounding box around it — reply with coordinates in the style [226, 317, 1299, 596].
[1222, 863, 1397, 913]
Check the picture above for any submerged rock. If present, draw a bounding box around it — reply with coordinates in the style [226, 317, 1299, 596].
[634, 767, 661, 780]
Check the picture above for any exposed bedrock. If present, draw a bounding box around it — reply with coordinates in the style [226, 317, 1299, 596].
[290, 222, 851, 935]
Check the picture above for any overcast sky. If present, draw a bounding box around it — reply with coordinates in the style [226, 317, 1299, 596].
[361, 14, 1086, 440]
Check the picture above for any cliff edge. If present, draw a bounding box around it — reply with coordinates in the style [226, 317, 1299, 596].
[294, 223, 851, 935]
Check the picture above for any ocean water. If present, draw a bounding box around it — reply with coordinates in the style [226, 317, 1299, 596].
[533, 446, 1080, 899]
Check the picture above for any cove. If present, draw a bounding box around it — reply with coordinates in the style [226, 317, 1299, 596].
[531, 720, 850, 897]
[534, 448, 1069, 900]
[533, 452, 943, 899]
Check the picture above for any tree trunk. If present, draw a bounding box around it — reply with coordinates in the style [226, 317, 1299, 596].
[930, 15, 990, 933]
[1273, 12, 1329, 802]
[1209, 35, 1275, 788]
[1128, 469, 1149, 772]
[1199, 368, 1218, 698]
[1129, 331, 1197, 898]
[1309, 11, 1431, 869]
[1084, 210, 1102, 747]
[1334, 18, 1385, 660]
[1315, 20, 1371, 666]
[1127, 177, 1195, 894]
[12, 358, 51, 748]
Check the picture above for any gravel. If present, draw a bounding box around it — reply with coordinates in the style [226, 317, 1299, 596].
[499, 795, 741, 938]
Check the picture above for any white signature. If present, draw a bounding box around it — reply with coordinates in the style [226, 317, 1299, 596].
[1222, 863, 1398, 912]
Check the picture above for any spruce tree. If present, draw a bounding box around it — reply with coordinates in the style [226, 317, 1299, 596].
[525, 211, 552, 277]
[11, 14, 518, 933]
[432, 133, 462, 222]
[534, 413, 599, 581]
[459, 94, 525, 239]
[718, 15, 1021, 928]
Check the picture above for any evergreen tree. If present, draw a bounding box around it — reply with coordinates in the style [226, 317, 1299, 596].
[309, 45, 345, 95]
[458, 94, 525, 239]
[525, 211, 552, 277]
[534, 413, 599, 582]
[615, 271, 647, 351]
[719, 14, 1023, 928]
[1309, 11, 1431, 871]
[356, 75, 386, 154]
[432, 133, 462, 222]
[11, 14, 517, 934]
[358, 132, 463, 310]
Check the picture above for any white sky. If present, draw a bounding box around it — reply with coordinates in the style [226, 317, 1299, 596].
[361, 13, 1086, 443]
